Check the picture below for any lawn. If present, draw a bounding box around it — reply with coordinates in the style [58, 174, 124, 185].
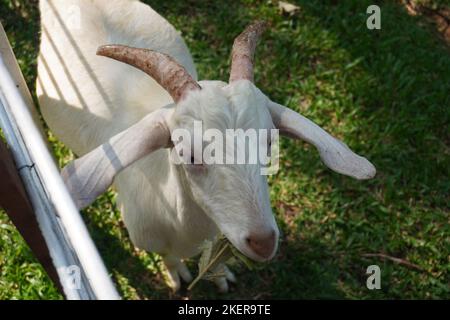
[0, 0, 449, 299]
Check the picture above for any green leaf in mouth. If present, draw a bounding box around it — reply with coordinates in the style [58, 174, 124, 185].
[188, 235, 255, 291]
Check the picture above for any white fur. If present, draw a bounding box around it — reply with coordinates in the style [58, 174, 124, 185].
[38, 0, 278, 291]
[38, 0, 375, 291]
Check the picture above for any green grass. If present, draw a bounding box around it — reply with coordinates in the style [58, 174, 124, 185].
[0, 0, 449, 299]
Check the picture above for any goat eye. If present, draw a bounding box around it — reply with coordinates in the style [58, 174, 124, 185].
[189, 156, 203, 166]
[266, 140, 272, 158]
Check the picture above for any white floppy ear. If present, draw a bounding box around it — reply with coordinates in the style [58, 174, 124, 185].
[61, 108, 173, 210]
[268, 101, 376, 180]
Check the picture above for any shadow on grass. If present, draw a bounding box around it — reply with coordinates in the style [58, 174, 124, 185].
[289, 0, 449, 201]
[264, 0, 450, 298]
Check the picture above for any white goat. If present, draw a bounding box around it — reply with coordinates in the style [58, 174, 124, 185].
[37, 0, 376, 292]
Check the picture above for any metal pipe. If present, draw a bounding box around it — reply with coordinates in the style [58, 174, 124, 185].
[0, 52, 120, 300]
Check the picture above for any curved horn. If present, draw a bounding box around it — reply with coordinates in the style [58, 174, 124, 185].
[229, 21, 267, 83]
[97, 45, 200, 102]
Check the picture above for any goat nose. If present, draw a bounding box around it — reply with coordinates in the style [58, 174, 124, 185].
[246, 230, 277, 260]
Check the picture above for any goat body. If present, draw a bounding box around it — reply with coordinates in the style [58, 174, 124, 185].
[38, 0, 216, 275]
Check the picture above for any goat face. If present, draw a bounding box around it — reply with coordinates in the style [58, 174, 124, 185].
[169, 80, 279, 261]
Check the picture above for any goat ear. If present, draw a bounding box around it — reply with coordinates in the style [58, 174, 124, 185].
[268, 101, 376, 180]
[61, 108, 173, 210]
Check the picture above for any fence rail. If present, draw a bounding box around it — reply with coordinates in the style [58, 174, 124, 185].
[0, 23, 120, 300]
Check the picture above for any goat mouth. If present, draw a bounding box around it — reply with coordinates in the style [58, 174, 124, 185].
[223, 235, 275, 263]
[238, 246, 274, 262]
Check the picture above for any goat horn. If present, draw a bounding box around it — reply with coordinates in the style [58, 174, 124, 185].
[229, 21, 267, 83]
[97, 45, 200, 103]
